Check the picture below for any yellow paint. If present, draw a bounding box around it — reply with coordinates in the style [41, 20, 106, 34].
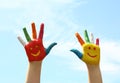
[31, 50, 41, 57]
[81, 43, 100, 64]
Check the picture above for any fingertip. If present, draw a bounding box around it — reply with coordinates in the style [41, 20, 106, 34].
[50, 42, 57, 47]
[96, 38, 99, 45]
[23, 27, 31, 42]
[75, 32, 85, 46]
[75, 32, 79, 37]
[38, 23, 44, 39]
[31, 22, 37, 39]
[17, 36, 26, 46]
[45, 42, 57, 55]
[90, 32, 94, 43]
[84, 29, 87, 32]
[84, 29, 90, 43]
[70, 49, 74, 52]
[23, 27, 26, 31]
[41, 23, 44, 28]
[70, 49, 83, 59]
[84, 30, 88, 35]
[31, 22, 35, 26]
[53, 42, 57, 45]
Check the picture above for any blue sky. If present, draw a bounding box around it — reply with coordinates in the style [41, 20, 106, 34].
[0, 0, 120, 83]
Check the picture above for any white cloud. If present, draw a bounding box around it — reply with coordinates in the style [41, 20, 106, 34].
[50, 0, 74, 4]
[0, 0, 88, 33]
[100, 40, 120, 73]
[101, 40, 120, 62]
[0, 0, 28, 8]
[0, 0, 87, 8]
[101, 63, 120, 73]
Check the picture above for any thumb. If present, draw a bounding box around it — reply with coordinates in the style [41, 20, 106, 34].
[70, 49, 83, 59]
[46, 42, 57, 55]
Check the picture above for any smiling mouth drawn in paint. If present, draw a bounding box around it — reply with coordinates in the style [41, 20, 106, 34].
[29, 45, 41, 57]
[31, 50, 41, 56]
[85, 46, 98, 58]
[87, 53, 97, 58]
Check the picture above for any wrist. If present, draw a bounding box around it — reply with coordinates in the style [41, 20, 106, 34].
[29, 61, 42, 68]
[86, 64, 102, 83]
[86, 64, 100, 70]
[28, 61, 42, 75]
[26, 61, 42, 83]
[86, 64, 101, 74]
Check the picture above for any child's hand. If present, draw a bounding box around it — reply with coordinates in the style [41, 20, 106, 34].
[70, 30, 100, 65]
[18, 22, 57, 62]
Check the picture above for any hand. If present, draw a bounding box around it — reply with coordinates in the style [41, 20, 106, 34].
[70, 30, 100, 65]
[18, 22, 57, 62]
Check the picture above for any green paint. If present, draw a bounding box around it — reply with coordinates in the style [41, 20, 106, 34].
[23, 27, 31, 42]
[84, 30, 90, 43]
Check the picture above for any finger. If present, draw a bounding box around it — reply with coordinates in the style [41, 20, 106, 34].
[23, 27, 31, 42]
[31, 22, 37, 39]
[90, 32, 94, 43]
[96, 38, 99, 45]
[75, 32, 85, 46]
[84, 30, 90, 43]
[45, 42, 57, 55]
[38, 23, 44, 40]
[17, 36, 26, 46]
[70, 49, 83, 59]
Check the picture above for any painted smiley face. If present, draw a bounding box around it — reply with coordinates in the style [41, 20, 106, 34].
[30, 45, 41, 56]
[25, 39, 46, 61]
[82, 43, 100, 64]
[86, 46, 97, 58]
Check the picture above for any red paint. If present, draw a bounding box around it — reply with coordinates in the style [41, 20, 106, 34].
[24, 39, 46, 62]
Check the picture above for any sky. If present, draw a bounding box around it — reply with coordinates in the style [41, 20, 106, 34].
[0, 0, 120, 83]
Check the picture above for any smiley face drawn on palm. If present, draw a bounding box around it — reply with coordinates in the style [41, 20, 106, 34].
[24, 39, 45, 61]
[18, 22, 57, 62]
[27, 41, 41, 57]
[71, 30, 100, 65]
[82, 43, 100, 64]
